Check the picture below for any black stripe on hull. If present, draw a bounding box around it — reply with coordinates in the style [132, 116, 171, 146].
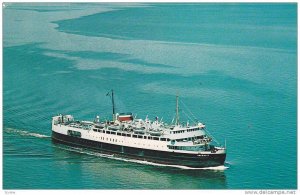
[52, 131, 226, 168]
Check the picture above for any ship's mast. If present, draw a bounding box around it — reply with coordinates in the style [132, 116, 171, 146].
[111, 89, 116, 121]
[175, 95, 180, 126]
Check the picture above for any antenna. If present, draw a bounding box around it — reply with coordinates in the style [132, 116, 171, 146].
[160, 117, 163, 123]
[171, 116, 174, 124]
[175, 94, 180, 126]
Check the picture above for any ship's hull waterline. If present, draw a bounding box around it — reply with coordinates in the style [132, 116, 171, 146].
[52, 131, 226, 168]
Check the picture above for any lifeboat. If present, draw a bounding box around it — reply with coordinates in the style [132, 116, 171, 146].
[149, 130, 162, 136]
[108, 124, 120, 131]
[133, 127, 146, 134]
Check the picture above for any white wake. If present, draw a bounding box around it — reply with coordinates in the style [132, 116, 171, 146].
[4, 127, 50, 138]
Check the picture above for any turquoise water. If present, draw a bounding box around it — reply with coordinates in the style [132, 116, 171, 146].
[3, 3, 297, 189]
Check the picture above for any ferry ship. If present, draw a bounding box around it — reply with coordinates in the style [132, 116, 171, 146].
[51, 90, 226, 168]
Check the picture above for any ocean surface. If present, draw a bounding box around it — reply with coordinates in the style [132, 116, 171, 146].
[3, 3, 297, 189]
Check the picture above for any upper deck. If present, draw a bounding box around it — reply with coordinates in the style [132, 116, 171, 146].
[53, 114, 207, 140]
[52, 114, 225, 155]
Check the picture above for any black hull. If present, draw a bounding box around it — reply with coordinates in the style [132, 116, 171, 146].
[52, 131, 226, 168]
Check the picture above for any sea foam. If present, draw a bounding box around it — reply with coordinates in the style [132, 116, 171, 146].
[4, 127, 50, 138]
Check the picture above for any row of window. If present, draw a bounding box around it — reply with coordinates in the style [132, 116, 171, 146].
[100, 137, 118, 143]
[94, 134, 204, 144]
[174, 136, 204, 142]
[172, 130, 185, 134]
[168, 146, 181, 150]
[187, 128, 200, 132]
[92, 128, 170, 141]
[90, 135, 165, 148]
[67, 130, 81, 138]
[171, 128, 201, 134]
[168, 145, 202, 151]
